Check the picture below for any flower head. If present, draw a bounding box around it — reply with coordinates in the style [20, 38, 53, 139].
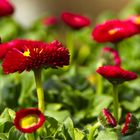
[96, 66, 137, 85]
[0, 0, 14, 17]
[42, 16, 58, 27]
[14, 108, 45, 133]
[61, 12, 90, 29]
[92, 19, 138, 43]
[101, 47, 121, 66]
[98, 108, 117, 128]
[2, 39, 70, 74]
[121, 113, 138, 135]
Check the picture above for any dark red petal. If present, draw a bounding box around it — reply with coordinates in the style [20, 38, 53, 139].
[2, 48, 26, 74]
[96, 66, 137, 84]
[14, 108, 45, 133]
[61, 12, 90, 29]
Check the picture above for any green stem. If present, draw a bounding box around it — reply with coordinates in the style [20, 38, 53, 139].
[96, 74, 103, 95]
[88, 122, 100, 140]
[34, 69, 45, 113]
[112, 84, 119, 122]
[26, 133, 35, 140]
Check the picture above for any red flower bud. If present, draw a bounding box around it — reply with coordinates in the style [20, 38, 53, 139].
[42, 16, 58, 27]
[121, 113, 138, 135]
[14, 108, 45, 133]
[101, 47, 121, 66]
[61, 12, 90, 29]
[98, 108, 117, 128]
[0, 0, 14, 17]
[96, 66, 137, 85]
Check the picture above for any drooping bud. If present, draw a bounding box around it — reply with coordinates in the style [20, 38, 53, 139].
[121, 113, 138, 135]
[98, 108, 117, 128]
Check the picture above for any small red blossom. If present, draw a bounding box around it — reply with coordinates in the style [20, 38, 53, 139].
[96, 66, 137, 85]
[102, 47, 121, 66]
[98, 108, 117, 128]
[121, 113, 138, 135]
[2, 39, 70, 74]
[14, 108, 45, 133]
[92, 19, 139, 43]
[42, 16, 58, 27]
[61, 12, 90, 29]
[0, 0, 14, 17]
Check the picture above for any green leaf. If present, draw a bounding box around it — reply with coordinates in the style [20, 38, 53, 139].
[122, 131, 140, 140]
[96, 129, 121, 140]
[63, 117, 75, 140]
[74, 128, 84, 140]
[0, 133, 8, 140]
[8, 126, 26, 140]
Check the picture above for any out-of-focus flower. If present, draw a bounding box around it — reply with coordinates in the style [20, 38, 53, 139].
[42, 16, 58, 27]
[0, 0, 14, 17]
[96, 66, 137, 85]
[61, 12, 90, 29]
[2, 39, 70, 74]
[121, 113, 138, 135]
[14, 108, 45, 133]
[98, 108, 117, 128]
[92, 19, 139, 43]
[101, 47, 121, 66]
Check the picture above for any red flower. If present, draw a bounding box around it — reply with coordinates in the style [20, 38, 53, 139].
[98, 108, 117, 128]
[42, 16, 58, 27]
[121, 113, 138, 135]
[0, 0, 14, 17]
[96, 66, 137, 84]
[92, 19, 139, 43]
[14, 108, 45, 133]
[61, 12, 90, 29]
[102, 47, 121, 66]
[2, 39, 70, 74]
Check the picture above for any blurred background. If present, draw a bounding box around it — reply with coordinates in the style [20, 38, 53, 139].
[11, 0, 130, 27]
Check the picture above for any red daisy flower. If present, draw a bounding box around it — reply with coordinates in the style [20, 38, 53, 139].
[2, 39, 70, 74]
[92, 19, 139, 43]
[14, 108, 45, 133]
[61, 12, 90, 29]
[42, 16, 58, 27]
[102, 47, 121, 66]
[121, 113, 138, 135]
[98, 108, 117, 128]
[0, 0, 14, 17]
[96, 66, 137, 85]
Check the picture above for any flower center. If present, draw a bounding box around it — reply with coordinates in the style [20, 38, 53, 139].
[134, 17, 140, 25]
[108, 29, 118, 35]
[20, 115, 39, 129]
[23, 49, 30, 57]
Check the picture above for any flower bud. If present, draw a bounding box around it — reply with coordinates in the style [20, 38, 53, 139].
[121, 113, 138, 135]
[98, 108, 117, 128]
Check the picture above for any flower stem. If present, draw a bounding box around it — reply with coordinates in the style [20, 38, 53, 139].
[34, 69, 45, 113]
[88, 122, 100, 140]
[96, 74, 103, 95]
[26, 133, 35, 140]
[112, 84, 119, 122]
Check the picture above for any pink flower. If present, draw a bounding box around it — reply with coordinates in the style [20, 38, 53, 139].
[102, 47, 121, 66]
[96, 66, 137, 84]
[61, 12, 90, 29]
[92, 19, 139, 43]
[0, 0, 14, 17]
[14, 108, 45, 133]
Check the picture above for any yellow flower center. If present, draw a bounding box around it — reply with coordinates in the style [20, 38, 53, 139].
[134, 17, 140, 25]
[108, 29, 118, 35]
[20, 115, 39, 129]
[23, 49, 30, 57]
